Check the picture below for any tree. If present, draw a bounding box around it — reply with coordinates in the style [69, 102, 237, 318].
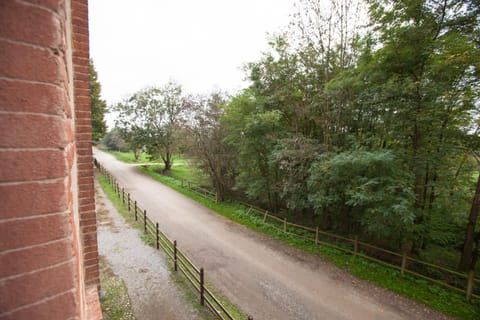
[272, 136, 323, 215]
[459, 153, 480, 271]
[101, 127, 128, 152]
[308, 150, 415, 242]
[113, 81, 187, 171]
[185, 92, 236, 201]
[361, 0, 480, 252]
[223, 91, 286, 211]
[90, 60, 107, 142]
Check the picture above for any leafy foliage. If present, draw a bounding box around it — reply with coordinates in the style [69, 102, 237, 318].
[308, 150, 415, 240]
[90, 60, 107, 142]
[113, 81, 187, 169]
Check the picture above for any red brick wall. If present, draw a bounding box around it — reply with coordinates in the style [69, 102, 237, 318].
[0, 0, 100, 319]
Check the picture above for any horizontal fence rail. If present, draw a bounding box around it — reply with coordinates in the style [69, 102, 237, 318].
[175, 177, 480, 302]
[95, 160, 242, 320]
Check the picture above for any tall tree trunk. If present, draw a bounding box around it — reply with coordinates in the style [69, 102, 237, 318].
[459, 171, 480, 271]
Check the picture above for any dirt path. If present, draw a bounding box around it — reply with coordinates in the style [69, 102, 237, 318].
[93, 148, 451, 320]
[95, 177, 205, 320]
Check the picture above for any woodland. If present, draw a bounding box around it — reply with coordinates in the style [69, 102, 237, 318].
[98, 0, 480, 273]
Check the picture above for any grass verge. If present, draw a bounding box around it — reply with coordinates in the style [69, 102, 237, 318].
[106, 150, 208, 185]
[99, 256, 135, 320]
[138, 166, 480, 320]
[106, 151, 152, 164]
[97, 173, 244, 319]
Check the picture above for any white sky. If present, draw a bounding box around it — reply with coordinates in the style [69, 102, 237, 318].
[88, 0, 295, 107]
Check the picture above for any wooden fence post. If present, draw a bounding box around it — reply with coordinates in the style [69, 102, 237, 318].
[354, 235, 359, 256]
[315, 226, 319, 245]
[200, 268, 204, 306]
[122, 188, 125, 204]
[143, 209, 147, 233]
[134, 201, 138, 221]
[156, 223, 159, 250]
[283, 217, 287, 233]
[401, 252, 407, 275]
[466, 270, 475, 301]
[248, 316, 253, 320]
[173, 240, 177, 271]
[127, 193, 131, 212]
[263, 210, 268, 223]
[246, 207, 252, 215]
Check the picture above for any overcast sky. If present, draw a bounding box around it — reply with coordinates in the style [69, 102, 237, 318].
[88, 0, 295, 107]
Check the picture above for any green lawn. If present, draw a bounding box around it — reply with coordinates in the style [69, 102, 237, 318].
[108, 150, 152, 164]
[107, 150, 209, 186]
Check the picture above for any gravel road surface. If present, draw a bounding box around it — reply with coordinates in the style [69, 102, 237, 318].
[95, 177, 204, 320]
[93, 148, 451, 320]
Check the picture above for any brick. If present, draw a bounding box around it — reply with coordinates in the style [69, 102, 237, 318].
[84, 265, 99, 280]
[72, 54, 89, 66]
[0, 213, 70, 252]
[84, 257, 99, 268]
[23, 0, 65, 13]
[0, 113, 68, 148]
[78, 189, 94, 199]
[0, 1, 62, 49]
[0, 239, 72, 278]
[78, 176, 94, 186]
[77, 162, 93, 171]
[0, 290, 77, 320]
[81, 225, 97, 234]
[0, 150, 67, 183]
[83, 241, 98, 252]
[85, 276, 100, 287]
[0, 40, 62, 84]
[0, 262, 75, 312]
[74, 118, 92, 126]
[71, 0, 88, 11]
[0, 181, 67, 219]
[85, 285, 102, 320]
[76, 131, 93, 140]
[80, 207, 96, 218]
[79, 218, 96, 227]
[76, 148, 93, 158]
[83, 251, 98, 261]
[0, 79, 65, 115]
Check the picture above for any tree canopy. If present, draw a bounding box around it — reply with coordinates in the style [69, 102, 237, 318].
[108, 0, 480, 271]
[90, 60, 107, 142]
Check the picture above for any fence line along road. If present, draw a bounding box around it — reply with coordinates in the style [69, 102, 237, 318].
[95, 159, 251, 320]
[179, 178, 480, 302]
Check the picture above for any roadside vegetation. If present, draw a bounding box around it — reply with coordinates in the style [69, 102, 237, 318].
[99, 257, 135, 320]
[136, 159, 480, 320]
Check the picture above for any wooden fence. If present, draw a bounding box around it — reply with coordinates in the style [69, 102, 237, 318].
[95, 160, 250, 320]
[180, 178, 480, 302]
[181, 178, 218, 201]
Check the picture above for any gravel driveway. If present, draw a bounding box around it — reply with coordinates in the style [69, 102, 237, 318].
[95, 177, 205, 320]
[94, 148, 452, 320]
